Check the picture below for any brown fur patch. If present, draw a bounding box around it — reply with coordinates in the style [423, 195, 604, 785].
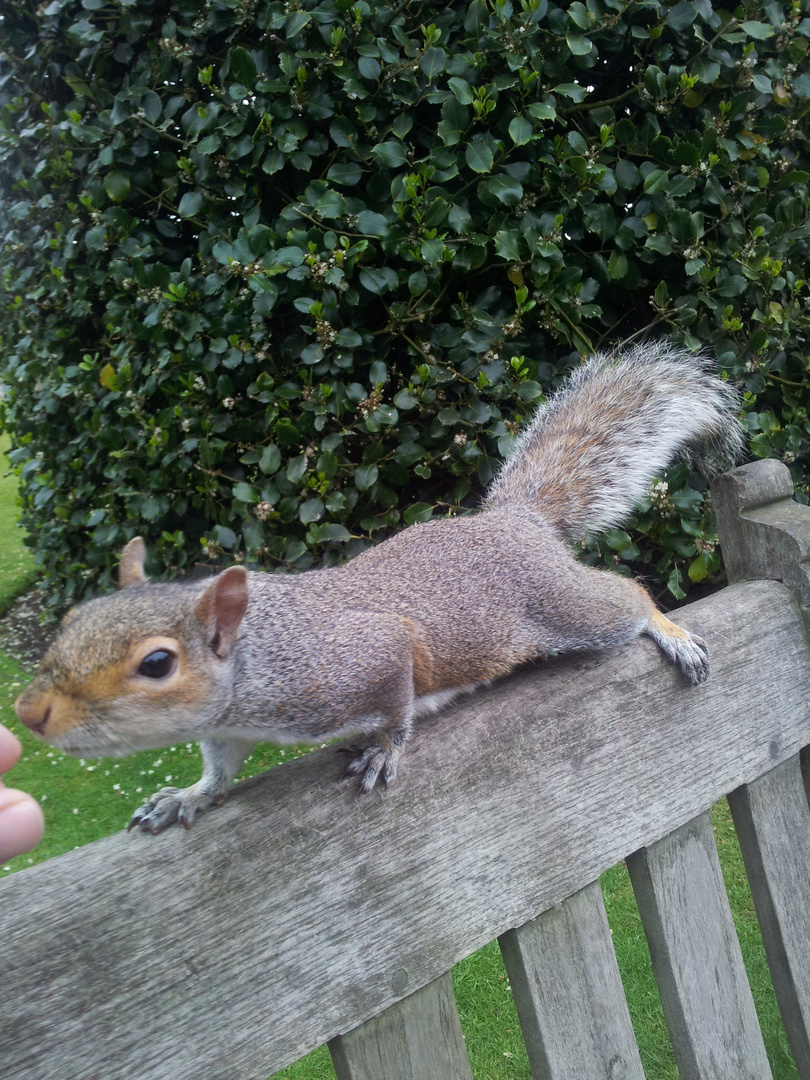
[402, 619, 436, 695]
[649, 609, 691, 641]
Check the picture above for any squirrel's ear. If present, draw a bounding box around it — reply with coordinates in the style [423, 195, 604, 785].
[194, 566, 249, 659]
[119, 537, 148, 588]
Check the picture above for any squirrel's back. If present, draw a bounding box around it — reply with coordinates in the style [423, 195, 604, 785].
[484, 342, 743, 539]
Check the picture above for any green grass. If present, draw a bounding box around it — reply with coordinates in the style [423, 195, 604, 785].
[0, 435, 36, 613]
[0, 442, 799, 1079]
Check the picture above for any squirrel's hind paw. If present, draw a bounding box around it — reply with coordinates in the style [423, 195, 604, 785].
[646, 613, 710, 686]
[672, 632, 710, 685]
[128, 785, 222, 834]
[339, 742, 402, 793]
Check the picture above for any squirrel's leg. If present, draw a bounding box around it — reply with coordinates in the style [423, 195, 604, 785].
[537, 562, 709, 684]
[337, 659, 416, 793]
[128, 736, 255, 834]
[330, 613, 419, 794]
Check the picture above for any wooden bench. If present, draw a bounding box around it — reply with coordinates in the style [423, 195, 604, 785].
[2, 458, 810, 1080]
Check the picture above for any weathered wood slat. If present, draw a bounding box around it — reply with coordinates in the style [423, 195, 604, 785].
[728, 755, 810, 1079]
[328, 972, 472, 1080]
[1, 580, 809, 1080]
[499, 879, 645, 1080]
[627, 812, 772, 1080]
[713, 458, 810, 622]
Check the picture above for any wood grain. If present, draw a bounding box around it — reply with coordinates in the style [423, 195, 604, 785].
[328, 972, 472, 1080]
[627, 812, 772, 1080]
[499, 879, 645, 1080]
[1, 579, 809, 1080]
[728, 755, 810, 1079]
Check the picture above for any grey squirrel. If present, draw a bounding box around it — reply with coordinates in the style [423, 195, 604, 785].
[15, 343, 743, 833]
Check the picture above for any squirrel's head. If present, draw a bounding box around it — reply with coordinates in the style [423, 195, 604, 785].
[14, 538, 250, 757]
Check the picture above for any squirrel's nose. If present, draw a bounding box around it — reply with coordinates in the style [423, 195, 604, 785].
[14, 693, 52, 736]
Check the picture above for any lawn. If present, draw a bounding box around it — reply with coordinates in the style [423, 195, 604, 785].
[0, 439, 798, 1079]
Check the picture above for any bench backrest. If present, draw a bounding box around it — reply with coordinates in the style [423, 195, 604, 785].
[2, 459, 810, 1080]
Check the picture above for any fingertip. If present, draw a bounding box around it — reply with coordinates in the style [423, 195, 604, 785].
[0, 791, 45, 863]
[0, 724, 23, 774]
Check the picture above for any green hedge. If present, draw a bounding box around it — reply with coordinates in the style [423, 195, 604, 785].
[1, 0, 809, 609]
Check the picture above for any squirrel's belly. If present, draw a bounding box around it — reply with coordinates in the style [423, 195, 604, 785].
[413, 682, 486, 717]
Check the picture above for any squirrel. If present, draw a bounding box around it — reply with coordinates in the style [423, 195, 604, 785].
[15, 343, 743, 834]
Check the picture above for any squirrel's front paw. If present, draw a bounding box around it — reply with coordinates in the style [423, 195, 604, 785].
[339, 742, 402, 793]
[128, 785, 224, 834]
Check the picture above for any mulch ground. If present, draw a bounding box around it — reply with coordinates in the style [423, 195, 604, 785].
[0, 587, 58, 669]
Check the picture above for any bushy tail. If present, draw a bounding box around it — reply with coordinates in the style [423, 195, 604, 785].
[485, 341, 744, 540]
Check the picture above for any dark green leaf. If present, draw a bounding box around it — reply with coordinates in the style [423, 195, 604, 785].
[358, 56, 381, 80]
[508, 116, 533, 146]
[369, 360, 387, 384]
[608, 250, 628, 279]
[552, 83, 588, 102]
[615, 159, 640, 189]
[259, 445, 281, 474]
[408, 271, 428, 295]
[448, 77, 474, 104]
[566, 33, 592, 56]
[178, 191, 204, 217]
[103, 171, 130, 202]
[527, 102, 556, 121]
[355, 464, 378, 491]
[85, 225, 107, 251]
[392, 115, 413, 139]
[494, 229, 524, 261]
[643, 168, 669, 193]
[466, 137, 494, 174]
[740, 20, 775, 39]
[284, 11, 311, 38]
[666, 2, 696, 30]
[216, 526, 238, 550]
[233, 481, 257, 503]
[359, 267, 399, 293]
[327, 163, 362, 185]
[482, 174, 523, 206]
[403, 502, 433, 524]
[372, 140, 408, 168]
[299, 498, 324, 523]
[287, 454, 309, 483]
[335, 328, 362, 347]
[356, 210, 390, 236]
[420, 237, 445, 264]
[197, 135, 221, 155]
[419, 47, 446, 79]
[229, 47, 258, 85]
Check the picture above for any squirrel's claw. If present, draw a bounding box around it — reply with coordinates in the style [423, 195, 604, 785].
[128, 787, 183, 834]
[339, 742, 401, 793]
[127, 785, 213, 834]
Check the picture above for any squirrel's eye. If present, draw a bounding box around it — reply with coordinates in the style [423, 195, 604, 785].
[137, 649, 177, 679]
